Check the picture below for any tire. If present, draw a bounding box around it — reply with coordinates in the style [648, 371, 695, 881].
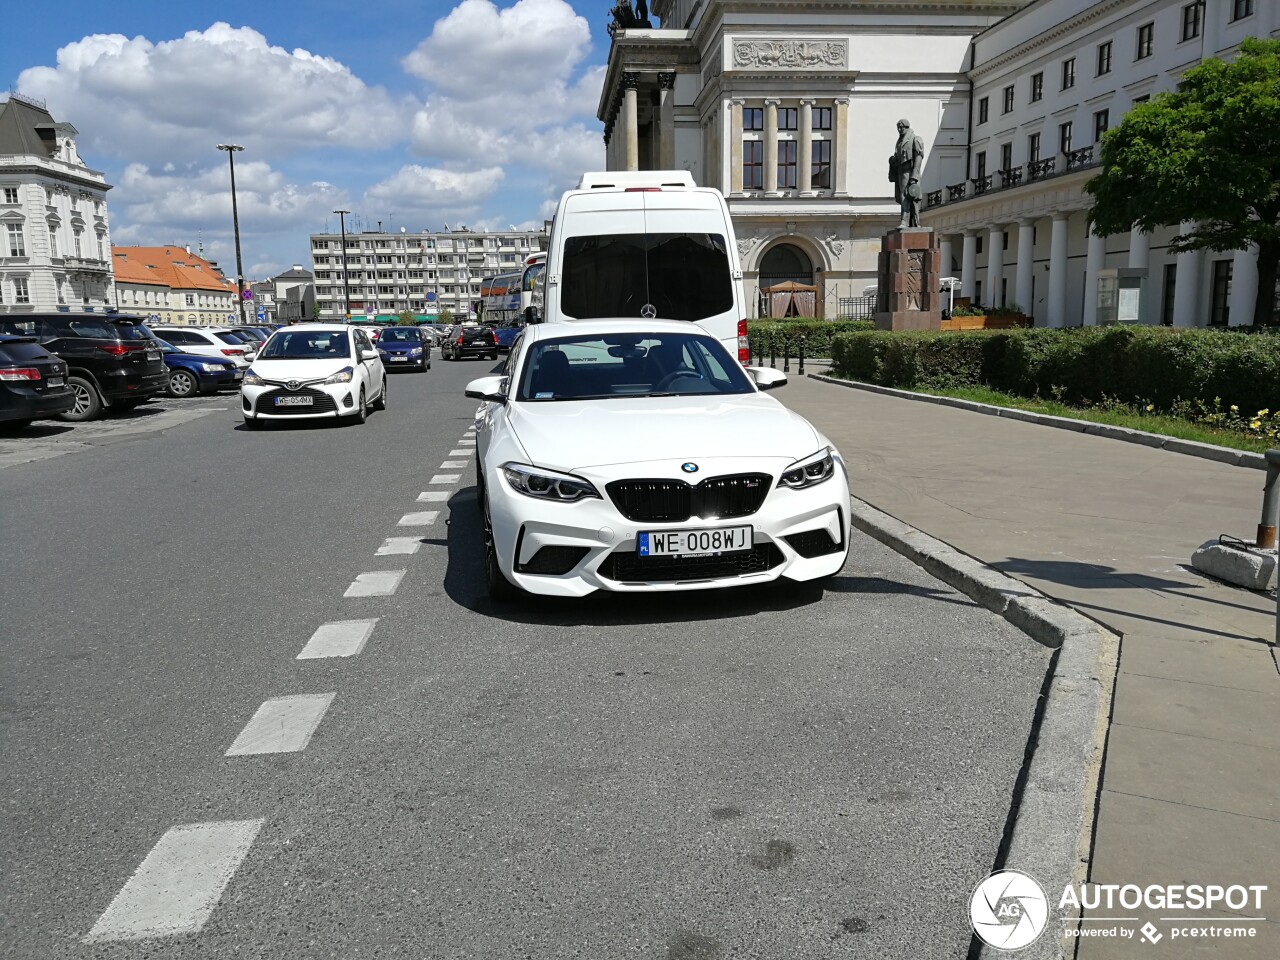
[60, 376, 103, 422]
[484, 500, 522, 603]
[168, 370, 198, 398]
[373, 378, 387, 411]
[475, 452, 486, 515]
[352, 387, 367, 424]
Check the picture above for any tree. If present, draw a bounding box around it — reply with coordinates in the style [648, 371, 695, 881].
[1086, 37, 1280, 326]
[437, 307, 454, 325]
[395, 310, 417, 326]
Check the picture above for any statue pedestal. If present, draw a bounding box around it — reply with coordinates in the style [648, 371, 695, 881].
[874, 228, 942, 332]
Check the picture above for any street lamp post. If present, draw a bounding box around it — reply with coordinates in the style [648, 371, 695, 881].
[333, 209, 352, 322]
[216, 144, 248, 325]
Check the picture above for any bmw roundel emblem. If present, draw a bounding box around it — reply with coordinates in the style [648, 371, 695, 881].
[681, 462, 699, 473]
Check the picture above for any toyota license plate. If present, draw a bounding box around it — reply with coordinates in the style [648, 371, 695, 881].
[274, 395, 313, 406]
[638, 525, 753, 557]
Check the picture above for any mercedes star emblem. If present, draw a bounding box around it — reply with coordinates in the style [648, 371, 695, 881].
[640, 304, 657, 319]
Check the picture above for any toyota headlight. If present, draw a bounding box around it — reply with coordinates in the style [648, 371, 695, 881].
[501, 462, 600, 502]
[324, 366, 354, 384]
[242, 369, 266, 385]
[779, 447, 835, 489]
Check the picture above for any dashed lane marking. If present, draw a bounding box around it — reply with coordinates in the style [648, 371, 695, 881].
[225, 693, 336, 755]
[456, 439, 476, 446]
[428, 474, 460, 484]
[417, 491, 450, 502]
[297, 619, 378, 659]
[398, 510, 439, 526]
[377, 536, 423, 555]
[440, 461, 467, 469]
[448, 449, 469, 456]
[83, 820, 264, 943]
[344, 570, 406, 597]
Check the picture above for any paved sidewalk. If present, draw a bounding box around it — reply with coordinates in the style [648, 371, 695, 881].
[781, 372, 1280, 958]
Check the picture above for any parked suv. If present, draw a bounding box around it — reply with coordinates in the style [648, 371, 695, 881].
[150, 326, 256, 367]
[0, 335, 73, 427]
[0, 314, 167, 421]
[442, 323, 499, 361]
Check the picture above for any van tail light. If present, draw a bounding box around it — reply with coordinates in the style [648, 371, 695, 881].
[221, 348, 245, 356]
[96, 343, 145, 356]
[0, 366, 41, 381]
[737, 319, 750, 365]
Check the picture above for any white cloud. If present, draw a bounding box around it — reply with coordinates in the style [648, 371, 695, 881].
[364, 165, 505, 223]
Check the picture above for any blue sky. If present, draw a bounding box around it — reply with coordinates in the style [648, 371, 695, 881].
[3, 0, 614, 277]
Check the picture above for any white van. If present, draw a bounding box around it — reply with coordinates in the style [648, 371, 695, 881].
[537, 171, 749, 362]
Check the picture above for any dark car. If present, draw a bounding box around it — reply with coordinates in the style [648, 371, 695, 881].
[156, 340, 240, 397]
[443, 323, 499, 361]
[231, 326, 270, 345]
[0, 314, 168, 421]
[494, 323, 522, 353]
[0, 335, 74, 428]
[376, 326, 431, 371]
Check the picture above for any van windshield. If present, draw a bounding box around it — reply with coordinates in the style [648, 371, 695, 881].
[560, 233, 733, 322]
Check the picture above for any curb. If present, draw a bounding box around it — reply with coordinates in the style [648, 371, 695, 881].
[812, 374, 1265, 470]
[848, 497, 1120, 959]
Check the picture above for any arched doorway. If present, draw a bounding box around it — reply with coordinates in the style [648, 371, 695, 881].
[758, 243, 817, 317]
[759, 243, 814, 288]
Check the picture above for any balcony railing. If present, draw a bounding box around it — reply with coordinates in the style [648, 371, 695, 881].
[63, 256, 111, 274]
[926, 190, 943, 208]
[1065, 146, 1094, 170]
[998, 167, 1023, 188]
[931, 151, 1100, 210]
[947, 183, 967, 202]
[1028, 158, 1056, 180]
[971, 174, 993, 196]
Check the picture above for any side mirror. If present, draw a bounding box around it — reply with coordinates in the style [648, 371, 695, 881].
[359, 347, 378, 361]
[465, 375, 507, 404]
[524, 305, 542, 325]
[748, 366, 788, 391]
[243, 350, 257, 362]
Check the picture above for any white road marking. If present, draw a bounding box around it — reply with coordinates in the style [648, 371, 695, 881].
[398, 510, 439, 526]
[428, 474, 460, 484]
[377, 536, 423, 555]
[448, 449, 469, 456]
[417, 491, 450, 502]
[344, 570, 406, 597]
[225, 693, 336, 755]
[297, 619, 378, 659]
[440, 460, 467, 469]
[456, 438, 476, 446]
[83, 820, 264, 943]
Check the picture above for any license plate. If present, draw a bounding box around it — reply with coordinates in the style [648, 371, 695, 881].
[48, 376, 64, 387]
[389, 356, 407, 362]
[638, 525, 753, 557]
[274, 395, 313, 406]
[232, 371, 243, 380]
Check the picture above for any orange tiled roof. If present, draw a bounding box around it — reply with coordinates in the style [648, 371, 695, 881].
[112, 246, 237, 294]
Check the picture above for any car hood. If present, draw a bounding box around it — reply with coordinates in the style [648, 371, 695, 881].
[248, 357, 353, 381]
[506, 393, 822, 471]
[378, 342, 423, 351]
[166, 351, 232, 367]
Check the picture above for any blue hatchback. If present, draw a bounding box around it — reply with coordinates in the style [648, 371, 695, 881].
[156, 340, 240, 397]
[376, 326, 431, 371]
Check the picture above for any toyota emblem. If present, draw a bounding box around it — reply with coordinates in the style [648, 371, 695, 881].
[640, 304, 658, 319]
[681, 462, 699, 473]
[286, 380, 301, 391]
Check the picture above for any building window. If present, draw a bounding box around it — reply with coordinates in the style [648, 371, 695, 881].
[1210, 259, 1233, 325]
[1000, 142, 1013, 172]
[743, 140, 763, 189]
[812, 107, 831, 130]
[49, 229, 58, 258]
[1094, 109, 1110, 143]
[777, 141, 797, 188]
[1059, 121, 1073, 155]
[811, 141, 832, 188]
[7, 224, 25, 257]
[1028, 132, 1041, 163]
[1136, 23, 1154, 60]
[1097, 41, 1112, 75]
[1030, 72, 1044, 103]
[1002, 85, 1015, 113]
[1232, 0, 1253, 20]
[974, 152, 987, 181]
[1062, 58, 1076, 90]
[978, 97, 989, 124]
[73, 230, 82, 257]
[1162, 263, 1177, 325]
[1181, 2, 1203, 41]
[2, 187, 17, 205]
[743, 108, 763, 131]
[778, 108, 798, 131]
[13, 277, 29, 304]
[185, 293, 195, 307]
[1133, 94, 1151, 105]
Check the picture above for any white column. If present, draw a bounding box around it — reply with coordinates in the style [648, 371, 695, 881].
[1048, 215, 1070, 327]
[1228, 245, 1259, 327]
[799, 99, 814, 194]
[1171, 221, 1203, 327]
[623, 74, 639, 172]
[986, 226, 1004, 308]
[1015, 220, 1035, 314]
[1082, 227, 1107, 326]
[939, 236, 954, 278]
[764, 99, 780, 196]
[833, 97, 849, 197]
[1128, 227, 1149, 270]
[961, 230, 978, 300]
[728, 99, 743, 195]
[658, 73, 676, 170]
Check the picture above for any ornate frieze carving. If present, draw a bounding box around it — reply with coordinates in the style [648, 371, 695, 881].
[732, 40, 847, 70]
[822, 233, 845, 258]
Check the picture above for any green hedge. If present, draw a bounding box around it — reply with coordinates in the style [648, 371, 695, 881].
[830, 326, 1280, 414]
[747, 319, 875, 358]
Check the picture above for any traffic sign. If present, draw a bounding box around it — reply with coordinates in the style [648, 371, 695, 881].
[425, 291, 437, 302]
[256, 310, 266, 321]
[241, 289, 253, 301]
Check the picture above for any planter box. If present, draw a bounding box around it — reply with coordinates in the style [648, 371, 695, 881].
[940, 313, 1030, 331]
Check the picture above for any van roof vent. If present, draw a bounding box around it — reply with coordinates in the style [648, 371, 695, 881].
[577, 170, 696, 190]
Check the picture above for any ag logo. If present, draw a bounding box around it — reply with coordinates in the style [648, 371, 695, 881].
[970, 870, 1048, 950]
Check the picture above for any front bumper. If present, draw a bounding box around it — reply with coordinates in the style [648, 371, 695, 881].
[241, 381, 358, 419]
[487, 456, 851, 597]
[380, 352, 428, 369]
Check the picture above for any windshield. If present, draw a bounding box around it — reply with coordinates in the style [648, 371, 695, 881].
[516, 332, 753, 402]
[258, 330, 351, 360]
[378, 328, 420, 343]
[561, 233, 733, 322]
[216, 331, 250, 344]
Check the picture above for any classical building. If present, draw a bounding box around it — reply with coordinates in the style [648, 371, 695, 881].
[111, 246, 239, 326]
[308, 227, 545, 322]
[599, 0, 1280, 325]
[0, 94, 115, 315]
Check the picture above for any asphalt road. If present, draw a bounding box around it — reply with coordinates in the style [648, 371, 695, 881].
[0, 354, 1051, 959]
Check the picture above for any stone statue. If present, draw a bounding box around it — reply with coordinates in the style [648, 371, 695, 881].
[607, 0, 652, 37]
[888, 118, 925, 229]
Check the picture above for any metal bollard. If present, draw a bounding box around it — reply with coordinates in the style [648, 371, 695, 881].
[755, 341, 765, 366]
[770, 343, 776, 369]
[783, 341, 790, 373]
[798, 335, 806, 377]
[1259, 450, 1280, 549]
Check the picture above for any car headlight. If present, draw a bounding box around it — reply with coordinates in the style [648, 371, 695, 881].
[200, 362, 226, 373]
[408, 347, 423, 356]
[501, 462, 600, 502]
[779, 447, 835, 489]
[242, 369, 266, 385]
[324, 366, 354, 384]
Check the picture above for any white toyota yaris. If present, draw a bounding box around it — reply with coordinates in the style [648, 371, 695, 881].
[240, 324, 386, 429]
[467, 320, 850, 600]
